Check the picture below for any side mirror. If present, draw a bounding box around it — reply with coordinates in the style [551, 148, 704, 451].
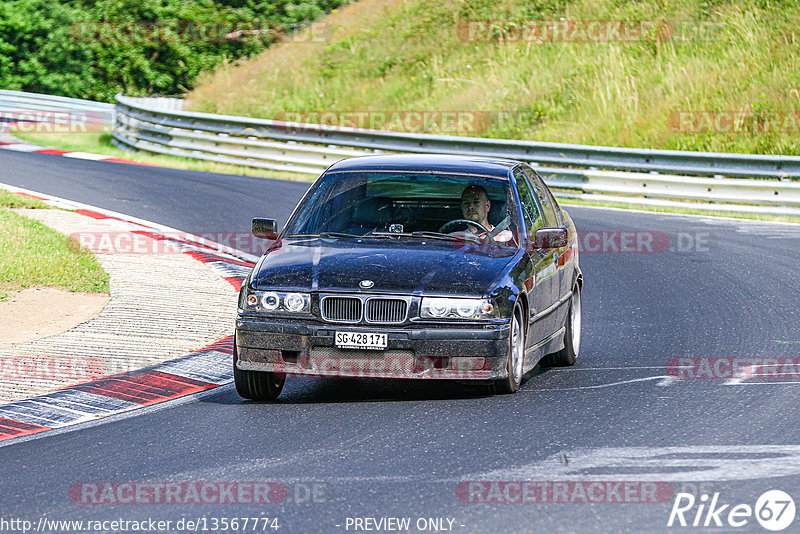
[252, 218, 279, 239]
[534, 227, 568, 249]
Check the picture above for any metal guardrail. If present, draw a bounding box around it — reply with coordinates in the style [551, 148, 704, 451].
[114, 95, 800, 179]
[112, 94, 800, 214]
[126, 96, 185, 112]
[0, 91, 182, 128]
[1, 90, 796, 214]
[0, 89, 115, 124]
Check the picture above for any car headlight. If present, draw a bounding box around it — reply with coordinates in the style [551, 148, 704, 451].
[284, 292, 307, 312]
[420, 297, 495, 320]
[261, 292, 280, 311]
[242, 289, 311, 314]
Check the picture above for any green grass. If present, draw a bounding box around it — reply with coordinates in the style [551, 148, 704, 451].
[187, 0, 800, 156]
[0, 206, 109, 294]
[0, 190, 56, 299]
[0, 189, 50, 209]
[14, 132, 317, 183]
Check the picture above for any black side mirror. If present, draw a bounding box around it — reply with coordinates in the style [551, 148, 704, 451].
[534, 227, 568, 249]
[252, 218, 279, 239]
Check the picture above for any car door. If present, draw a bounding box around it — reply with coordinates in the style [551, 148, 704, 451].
[524, 167, 573, 332]
[514, 168, 560, 344]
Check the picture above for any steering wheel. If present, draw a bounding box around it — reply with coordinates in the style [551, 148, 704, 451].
[438, 219, 490, 234]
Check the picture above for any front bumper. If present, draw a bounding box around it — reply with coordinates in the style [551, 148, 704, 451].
[235, 316, 511, 380]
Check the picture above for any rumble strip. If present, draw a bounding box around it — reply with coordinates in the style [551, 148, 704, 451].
[0, 186, 254, 443]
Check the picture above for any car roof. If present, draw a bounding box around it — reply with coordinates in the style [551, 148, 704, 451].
[325, 154, 520, 178]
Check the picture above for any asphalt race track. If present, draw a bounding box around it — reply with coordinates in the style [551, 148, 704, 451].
[1, 150, 800, 533]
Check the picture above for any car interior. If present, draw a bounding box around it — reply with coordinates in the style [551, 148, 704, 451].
[322, 195, 509, 234]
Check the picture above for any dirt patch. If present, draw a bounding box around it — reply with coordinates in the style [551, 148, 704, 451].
[0, 288, 109, 348]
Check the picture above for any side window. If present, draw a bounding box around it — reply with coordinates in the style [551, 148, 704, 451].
[524, 168, 559, 227]
[514, 169, 544, 234]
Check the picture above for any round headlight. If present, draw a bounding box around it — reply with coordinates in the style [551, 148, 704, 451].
[456, 301, 478, 318]
[427, 298, 449, 317]
[284, 293, 306, 312]
[246, 294, 258, 307]
[480, 302, 494, 315]
[261, 292, 280, 311]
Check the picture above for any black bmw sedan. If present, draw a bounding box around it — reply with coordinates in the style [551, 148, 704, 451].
[235, 154, 582, 399]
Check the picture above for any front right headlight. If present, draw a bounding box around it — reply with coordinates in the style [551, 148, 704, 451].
[420, 297, 495, 320]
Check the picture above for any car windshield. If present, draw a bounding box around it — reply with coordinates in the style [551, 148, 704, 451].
[283, 171, 520, 248]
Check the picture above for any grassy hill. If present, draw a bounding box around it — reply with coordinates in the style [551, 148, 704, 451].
[187, 0, 800, 155]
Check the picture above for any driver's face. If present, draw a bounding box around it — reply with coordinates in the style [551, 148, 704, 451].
[461, 189, 490, 225]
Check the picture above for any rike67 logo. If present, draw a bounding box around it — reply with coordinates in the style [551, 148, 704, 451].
[668, 489, 795, 531]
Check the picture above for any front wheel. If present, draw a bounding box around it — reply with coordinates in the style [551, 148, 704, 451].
[540, 285, 581, 367]
[233, 341, 285, 400]
[493, 306, 525, 394]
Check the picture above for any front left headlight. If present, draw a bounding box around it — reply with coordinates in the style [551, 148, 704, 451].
[420, 297, 495, 320]
[242, 288, 311, 314]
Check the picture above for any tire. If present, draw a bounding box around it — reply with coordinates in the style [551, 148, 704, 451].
[493, 305, 525, 394]
[540, 285, 581, 367]
[233, 340, 285, 400]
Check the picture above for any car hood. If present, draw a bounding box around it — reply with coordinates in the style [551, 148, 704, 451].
[251, 238, 518, 295]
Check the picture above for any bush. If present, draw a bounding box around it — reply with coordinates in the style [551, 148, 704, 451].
[0, 0, 345, 101]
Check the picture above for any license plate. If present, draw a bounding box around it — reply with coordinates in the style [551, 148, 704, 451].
[335, 331, 387, 350]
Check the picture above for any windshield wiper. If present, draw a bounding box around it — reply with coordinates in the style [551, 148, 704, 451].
[288, 231, 470, 243]
[365, 231, 468, 243]
[319, 232, 365, 238]
[286, 232, 356, 238]
[287, 232, 391, 239]
[413, 231, 490, 243]
[409, 231, 460, 241]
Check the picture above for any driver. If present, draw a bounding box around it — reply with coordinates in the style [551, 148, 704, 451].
[459, 184, 513, 243]
[460, 184, 493, 233]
